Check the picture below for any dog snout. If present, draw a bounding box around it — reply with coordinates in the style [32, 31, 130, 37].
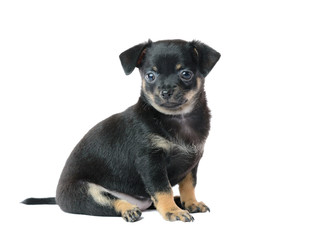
[160, 89, 173, 100]
[160, 86, 177, 100]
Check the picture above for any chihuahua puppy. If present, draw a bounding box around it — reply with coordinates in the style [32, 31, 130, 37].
[22, 39, 220, 222]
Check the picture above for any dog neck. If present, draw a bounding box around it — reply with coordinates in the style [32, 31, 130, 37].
[136, 92, 211, 144]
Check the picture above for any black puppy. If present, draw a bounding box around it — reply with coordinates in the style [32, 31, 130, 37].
[22, 39, 220, 222]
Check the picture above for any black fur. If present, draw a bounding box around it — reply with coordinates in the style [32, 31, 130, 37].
[21, 197, 56, 205]
[22, 39, 220, 221]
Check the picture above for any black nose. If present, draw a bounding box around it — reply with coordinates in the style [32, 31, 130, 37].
[160, 89, 174, 100]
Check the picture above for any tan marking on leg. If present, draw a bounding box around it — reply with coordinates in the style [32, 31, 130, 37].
[179, 173, 210, 213]
[179, 173, 197, 204]
[114, 199, 137, 214]
[87, 182, 112, 206]
[114, 199, 142, 222]
[153, 191, 178, 213]
[88, 183, 142, 221]
[153, 191, 194, 222]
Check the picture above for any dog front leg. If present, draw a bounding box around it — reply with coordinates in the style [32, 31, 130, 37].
[179, 168, 210, 213]
[136, 153, 194, 222]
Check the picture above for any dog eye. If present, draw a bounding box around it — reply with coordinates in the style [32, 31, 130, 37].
[145, 72, 157, 83]
[179, 70, 194, 81]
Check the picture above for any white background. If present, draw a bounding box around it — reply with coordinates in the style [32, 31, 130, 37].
[1, 0, 319, 239]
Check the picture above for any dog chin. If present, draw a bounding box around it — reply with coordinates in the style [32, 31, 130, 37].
[150, 100, 195, 116]
[160, 101, 185, 109]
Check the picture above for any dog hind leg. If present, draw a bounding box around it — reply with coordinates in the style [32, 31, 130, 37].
[56, 181, 142, 222]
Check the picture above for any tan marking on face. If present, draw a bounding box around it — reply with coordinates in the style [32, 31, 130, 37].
[184, 77, 203, 101]
[152, 66, 158, 72]
[142, 78, 155, 103]
[87, 182, 112, 206]
[141, 76, 204, 116]
[142, 79, 182, 115]
[144, 97, 196, 115]
[176, 64, 182, 70]
[196, 77, 202, 89]
[141, 78, 146, 91]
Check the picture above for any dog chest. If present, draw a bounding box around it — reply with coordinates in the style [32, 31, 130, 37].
[149, 134, 203, 161]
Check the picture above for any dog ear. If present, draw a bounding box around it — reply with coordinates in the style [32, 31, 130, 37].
[119, 40, 151, 75]
[191, 41, 221, 77]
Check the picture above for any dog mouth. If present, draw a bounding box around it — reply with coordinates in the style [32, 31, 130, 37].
[159, 99, 187, 109]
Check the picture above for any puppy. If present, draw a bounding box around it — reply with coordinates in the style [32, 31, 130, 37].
[22, 39, 220, 222]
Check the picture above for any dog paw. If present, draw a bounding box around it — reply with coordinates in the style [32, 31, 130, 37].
[122, 207, 142, 222]
[164, 209, 194, 222]
[182, 201, 210, 213]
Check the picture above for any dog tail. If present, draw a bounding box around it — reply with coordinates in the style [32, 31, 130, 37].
[21, 197, 56, 205]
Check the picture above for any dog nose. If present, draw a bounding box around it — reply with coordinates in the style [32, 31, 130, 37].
[160, 89, 174, 100]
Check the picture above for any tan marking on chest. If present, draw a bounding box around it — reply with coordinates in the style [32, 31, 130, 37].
[149, 134, 203, 156]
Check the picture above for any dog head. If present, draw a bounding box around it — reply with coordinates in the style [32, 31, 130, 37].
[120, 39, 220, 115]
